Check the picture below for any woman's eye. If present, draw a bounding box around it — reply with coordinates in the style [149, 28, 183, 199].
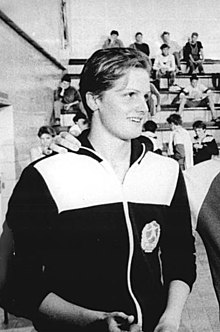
[125, 92, 136, 98]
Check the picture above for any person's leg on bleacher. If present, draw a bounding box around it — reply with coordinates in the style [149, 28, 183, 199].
[199, 95, 217, 121]
[197, 61, 205, 74]
[167, 70, 175, 87]
[173, 51, 182, 72]
[188, 59, 196, 74]
[178, 93, 187, 115]
[154, 69, 163, 90]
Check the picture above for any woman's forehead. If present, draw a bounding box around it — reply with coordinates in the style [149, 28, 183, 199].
[113, 68, 150, 91]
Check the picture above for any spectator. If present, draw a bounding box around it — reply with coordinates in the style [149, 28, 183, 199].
[161, 31, 182, 72]
[178, 74, 217, 121]
[192, 120, 219, 164]
[141, 120, 162, 154]
[69, 112, 90, 137]
[5, 48, 196, 332]
[129, 32, 150, 57]
[30, 125, 66, 162]
[147, 83, 161, 117]
[183, 32, 204, 74]
[53, 74, 82, 126]
[153, 43, 176, 90]
[167, 113, 194, 170]
[102, 30, 124, 49]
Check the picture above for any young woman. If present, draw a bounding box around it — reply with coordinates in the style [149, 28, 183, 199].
[5, 48, 196, 332]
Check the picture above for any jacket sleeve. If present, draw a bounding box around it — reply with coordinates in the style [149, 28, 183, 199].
[205, 139, 219, 157]
[160, 169, 196, 290]
[6, 165, 58, 319]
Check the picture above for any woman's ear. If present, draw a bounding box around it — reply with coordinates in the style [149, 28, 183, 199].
[85, 92, 100, 112]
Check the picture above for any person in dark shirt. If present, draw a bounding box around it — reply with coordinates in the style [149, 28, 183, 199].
[192, 120, 219, 164]
[183, 32, 204, 74]
[129, 32, 150, 57]
[53, 74, 82, 125]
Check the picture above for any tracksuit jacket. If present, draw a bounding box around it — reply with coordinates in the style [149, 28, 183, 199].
[6, 133, 196, 332]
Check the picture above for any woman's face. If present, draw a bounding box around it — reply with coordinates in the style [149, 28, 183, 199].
[40, 133, 53, 148]
[92, 68, 150, 141]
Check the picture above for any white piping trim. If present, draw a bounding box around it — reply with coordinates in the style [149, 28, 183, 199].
[122, 198, 143, 327]
[84, 143, 144, 325]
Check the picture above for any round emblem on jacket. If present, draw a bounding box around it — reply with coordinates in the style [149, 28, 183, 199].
[141, 220, 160, 253]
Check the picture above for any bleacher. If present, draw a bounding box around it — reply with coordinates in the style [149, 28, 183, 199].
[66, 58, 220, 151]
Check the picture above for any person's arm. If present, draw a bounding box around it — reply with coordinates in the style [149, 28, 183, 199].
[146, 44, 150, 57]
[199, 42, 204, 61]
[174, 143, 185, 168]
[30, 147, 43, 162]
[153, 55, 161, 70]
[6, 166, 58, 318]
[102, 39, 109, 49]
[150, 83, 161, 106]
[154, 280, 190, 332]
[118, 39, 124, 47]
[156, 169, 196, 331]
[38, 292, 141, 331]
[202, 138, 219, 157]
[63, 100, 80, 110]
[0, 221, 14, 292]
[53, 131, 81, 151]
[129, 43, 135, 49]
[169, 54, 176, 72]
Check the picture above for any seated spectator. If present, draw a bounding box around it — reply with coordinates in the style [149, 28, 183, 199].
[30, 125, 66, 162]
[102, 30, 124, 49]
[153, 44, 176, 90]
[167, 113, 193, 170]
[53, 74, 82, 126]
[161, 31, 182, 72]
[69, 112, 90, 137]
[183, 32, 204, 74]
[129, 32, 150, 57]
[141, 120, 162, 154]
[146, 83, 161, 117]
[192, 120, 219, 164]
[178, 74, 217, 121]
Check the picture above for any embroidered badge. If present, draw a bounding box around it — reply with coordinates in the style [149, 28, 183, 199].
[141, 221, 160, 253]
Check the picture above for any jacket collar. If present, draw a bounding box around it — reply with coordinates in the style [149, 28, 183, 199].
[77, 130, 147, 166]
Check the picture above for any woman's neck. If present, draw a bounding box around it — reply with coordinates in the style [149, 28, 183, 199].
[88, 126, 131, 182]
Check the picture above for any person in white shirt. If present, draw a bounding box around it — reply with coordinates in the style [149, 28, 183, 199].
[178, 74, 217, 121]
[69, 112, 90, 137]
[30, 126, 67, 162]
[153, 44, 176, 90]
[161, 31, 182, 72]
[167, 113, 193, 170]
[141, 120, 162, 154]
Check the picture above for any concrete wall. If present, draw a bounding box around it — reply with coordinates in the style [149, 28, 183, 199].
[0, 0, 69, 62]
[69, 0, 220, 59]
[0, 17, 63, 228]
